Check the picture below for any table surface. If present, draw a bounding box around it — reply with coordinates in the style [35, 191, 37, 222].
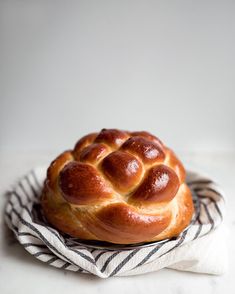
[0, 150, 234, 293]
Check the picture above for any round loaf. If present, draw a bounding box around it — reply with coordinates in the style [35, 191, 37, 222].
[41, 129, 194, 244]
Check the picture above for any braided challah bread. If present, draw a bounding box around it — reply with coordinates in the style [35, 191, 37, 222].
[41, 129, 194, 244]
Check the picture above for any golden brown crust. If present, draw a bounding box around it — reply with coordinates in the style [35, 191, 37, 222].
[41, 129, 194, 244]
[149, 184, 194, 241]
[130, 164, 179, 203]
[101, 150, 143, 193]
[73, 132, 98, 160]
[79, 143, 109, 164]
[95, 128, 129, 148]
[46, 150, 73, 191]
[59, 161, 113, 205]
[130, 131, 164, 147]
[76, 203, 171, 244]
[165, 148, 186, 182]
[121, 136, 165, 164]
[41, 186, 96, 239]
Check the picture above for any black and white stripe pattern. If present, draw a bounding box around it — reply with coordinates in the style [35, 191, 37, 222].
[4, 167, 225, 278]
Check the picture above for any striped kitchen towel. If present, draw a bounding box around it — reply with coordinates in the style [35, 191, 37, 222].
[4, 167, 227, 278]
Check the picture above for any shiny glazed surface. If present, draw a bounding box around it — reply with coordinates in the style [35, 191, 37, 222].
[41, 129, 194, 244]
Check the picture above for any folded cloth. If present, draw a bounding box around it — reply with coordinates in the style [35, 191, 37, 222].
[4, 167, 227, 278]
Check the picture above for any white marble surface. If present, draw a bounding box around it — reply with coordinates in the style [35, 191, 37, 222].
[0, 151, 234, 293]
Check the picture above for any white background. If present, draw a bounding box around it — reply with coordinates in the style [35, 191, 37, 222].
[1, 1, 235, 293]
[1, 0, 235, 154]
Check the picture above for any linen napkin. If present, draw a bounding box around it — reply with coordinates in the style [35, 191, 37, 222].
[4, 166, 227, 278]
